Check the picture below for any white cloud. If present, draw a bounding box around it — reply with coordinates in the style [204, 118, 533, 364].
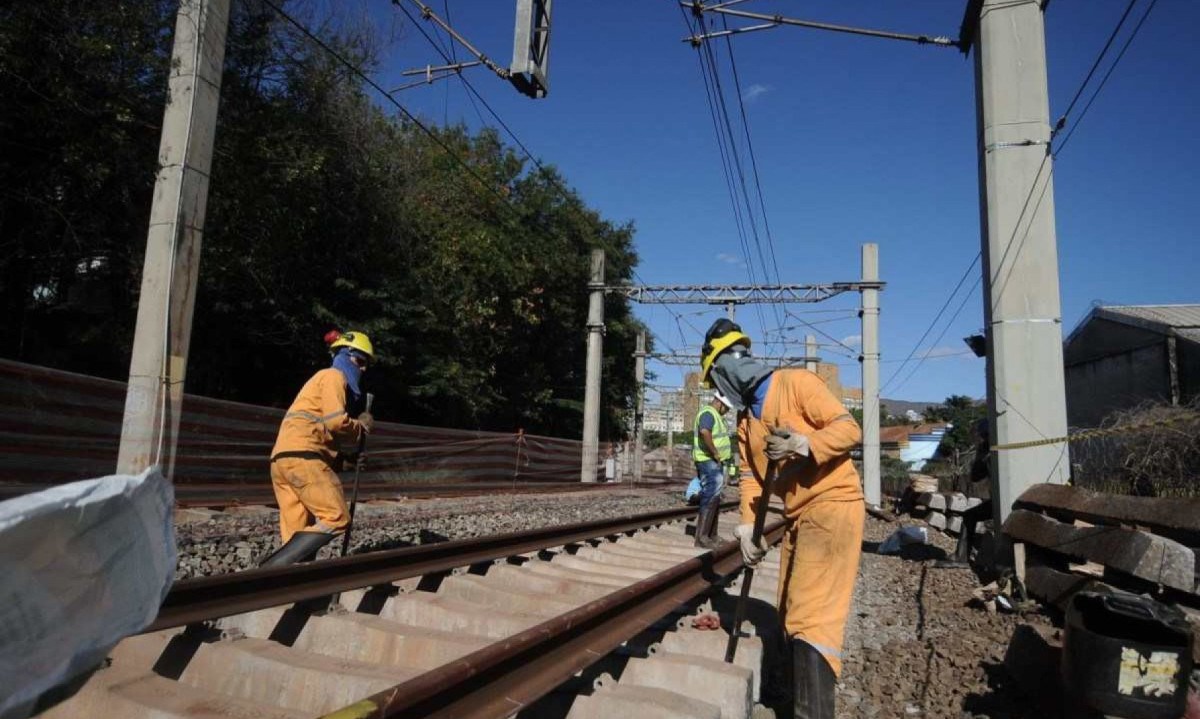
[716, 253, 746, 267]
[741, 84, 770, 103]
[841, 334, 862, 347]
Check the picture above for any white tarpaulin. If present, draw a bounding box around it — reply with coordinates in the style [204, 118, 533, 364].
[0, 468, 175, 718]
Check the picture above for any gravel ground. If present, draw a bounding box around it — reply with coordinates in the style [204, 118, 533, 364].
[174, 486, 707, 579]
[836, 515, 1043, 719]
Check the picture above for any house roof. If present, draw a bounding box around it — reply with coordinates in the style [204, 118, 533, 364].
[1066, 304, 1200, 346]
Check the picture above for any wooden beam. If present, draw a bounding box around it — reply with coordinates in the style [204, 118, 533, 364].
[1004, 509, 1196, 592]
[1015, 484, 1200, 546]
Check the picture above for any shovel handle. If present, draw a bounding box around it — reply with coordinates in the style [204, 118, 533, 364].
[340, 393, 374, 557]
[724, 459, 778, 663]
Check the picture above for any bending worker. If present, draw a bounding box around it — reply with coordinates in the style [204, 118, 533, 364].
[691, 391, 734, 548]
[701, 318, 863, 719]
[260, 331, 375, 567]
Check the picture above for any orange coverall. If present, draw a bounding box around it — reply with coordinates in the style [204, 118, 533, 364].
[737, 368, 864, 676]
[269, 368, 366, 543]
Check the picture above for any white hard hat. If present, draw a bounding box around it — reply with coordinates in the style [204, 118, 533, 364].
[714, 392, 733, 409]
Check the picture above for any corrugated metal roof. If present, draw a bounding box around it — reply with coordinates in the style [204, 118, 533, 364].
[1101, 304, 1200, 331]
[1178, 328, 1200, 345]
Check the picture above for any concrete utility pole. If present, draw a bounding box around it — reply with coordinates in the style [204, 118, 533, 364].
[580, 249, 605, 482]
[117, 0, 230, 477]
[860, 244, 881, 508]
[804, 335, 818, 373]
[633, 331, 646, 485]
[968, 0, 1070, 523]
[666, 406, 675, 478]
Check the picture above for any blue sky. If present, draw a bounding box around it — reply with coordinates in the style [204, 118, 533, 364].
[348, 1, 1198, 405]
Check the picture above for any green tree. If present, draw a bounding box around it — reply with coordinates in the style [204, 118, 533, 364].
[0, 1, 646, 440]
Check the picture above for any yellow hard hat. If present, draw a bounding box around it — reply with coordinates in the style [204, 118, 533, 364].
[330, 331, 375, 359]
[700, 322, 750, 387]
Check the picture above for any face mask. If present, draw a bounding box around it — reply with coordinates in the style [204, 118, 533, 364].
[711, 351, 771, 412]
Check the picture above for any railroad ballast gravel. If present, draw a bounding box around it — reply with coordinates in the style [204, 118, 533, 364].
[174, 487, 703, 579]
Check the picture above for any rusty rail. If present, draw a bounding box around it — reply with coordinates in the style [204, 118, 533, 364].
[323, 516, 788, 719]
[148, 502, 737, 632]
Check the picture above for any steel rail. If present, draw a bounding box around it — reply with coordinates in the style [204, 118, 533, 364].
[147, 502, 736, 633]
[321, 517, 788, 719]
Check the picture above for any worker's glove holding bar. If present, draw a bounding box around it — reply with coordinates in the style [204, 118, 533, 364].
[764, 426, 810, 461]
[733, 523, 769, 566]
[357, 411, 375, 434]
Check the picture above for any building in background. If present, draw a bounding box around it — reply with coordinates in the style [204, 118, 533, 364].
[1064, 304, 1200, 427]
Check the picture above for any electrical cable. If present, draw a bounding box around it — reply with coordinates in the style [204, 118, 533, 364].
[1052, 0, 1139, 138]
[1054, 0, 1158, 157]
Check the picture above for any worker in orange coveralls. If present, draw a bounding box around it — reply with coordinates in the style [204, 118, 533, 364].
[700, 318, 863, 719]
[259, 331, 375, 567]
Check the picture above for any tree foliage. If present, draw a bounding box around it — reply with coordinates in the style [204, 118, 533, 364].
[923, 395, 987, 456]
[0, 1, 645, 438]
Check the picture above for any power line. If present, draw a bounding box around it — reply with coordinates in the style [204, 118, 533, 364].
[1052, 0, 1140, 138]
[881, 253, 980, 392]
[260, 0, 511, 211]
[678, 4, 770, 335]
[389, 0, 703, 353]
[1054, 0, 1159, 157]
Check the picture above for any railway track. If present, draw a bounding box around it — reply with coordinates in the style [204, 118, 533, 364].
[43, 504, 787, 719]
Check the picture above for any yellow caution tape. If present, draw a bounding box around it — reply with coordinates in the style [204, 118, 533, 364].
[991, 412, 1199, 452]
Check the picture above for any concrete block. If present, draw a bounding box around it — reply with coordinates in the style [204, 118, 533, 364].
[1004, 509, 1195, 591]
[568, 684, 720, 719]
[39, 666, 306, 719]
[619, 652, 754, 719]
[928, 511, 947, 531]
[947, 493, 969, 513]
[379, 593, 541, 639]
[435, 575, 578, 617]
[946, 515, 964, 535]
[657, 630, 763, 701]
[178, 637, 408, 714]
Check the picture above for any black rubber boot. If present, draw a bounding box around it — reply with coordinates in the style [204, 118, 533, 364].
[707, 505, 720, 544]
[259, 531, 336, 568]
[792, 638, 836, 719]
[694, 503, 720, 548]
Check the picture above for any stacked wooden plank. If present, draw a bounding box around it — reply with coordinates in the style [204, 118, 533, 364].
[1000, 483, 1200, 714]
[911, 491, 985, 535]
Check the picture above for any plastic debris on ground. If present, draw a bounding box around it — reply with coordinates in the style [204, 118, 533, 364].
[0, 468, 175, 719]
[877, 525, 929, 555]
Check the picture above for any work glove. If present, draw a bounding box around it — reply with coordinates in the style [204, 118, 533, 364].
[764, 427, 810, 461]
[733, 523, 768, 566]
[357, 412, 374, 434]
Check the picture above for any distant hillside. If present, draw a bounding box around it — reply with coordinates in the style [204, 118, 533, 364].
[880, 398, 940, 419]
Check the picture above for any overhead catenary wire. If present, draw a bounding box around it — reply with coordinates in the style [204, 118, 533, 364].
[1051, 0, 1140, 139]
[678, 4, 771, 336]
[886, 1, 1158, 396]
[394, 0, 709, 365]
[1053, 0, 1159, 157]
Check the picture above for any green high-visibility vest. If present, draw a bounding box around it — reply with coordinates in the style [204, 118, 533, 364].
[692, 405, 732, 462]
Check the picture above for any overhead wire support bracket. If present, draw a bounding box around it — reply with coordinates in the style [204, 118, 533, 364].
[398, 0, 511, 79]
[390, 60, 483, 92]
[650, 353, 820, 367]
[682, 3, 961, 49]
[605, 283, 884, 305]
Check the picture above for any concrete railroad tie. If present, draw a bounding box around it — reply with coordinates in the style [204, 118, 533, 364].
[42, 510, 781, 719]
